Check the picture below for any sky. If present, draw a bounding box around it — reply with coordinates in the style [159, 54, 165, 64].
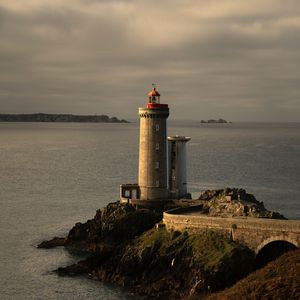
[0, 0, 299, 121]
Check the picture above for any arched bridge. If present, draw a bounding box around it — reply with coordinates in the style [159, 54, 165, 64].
[163, 206, 300, 255]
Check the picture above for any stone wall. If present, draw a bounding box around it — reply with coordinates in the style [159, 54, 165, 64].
[163, 210, 300, 253]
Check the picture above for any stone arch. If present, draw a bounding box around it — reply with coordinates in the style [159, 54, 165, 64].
[255, 236, 298, 269]
[255, 236, 298, 254]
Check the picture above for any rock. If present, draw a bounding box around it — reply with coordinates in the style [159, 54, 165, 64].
[42, 202, 162, 252]
[37, 237, 66, 249]
[57, 262, 89, 276]
[198, 188, 286, 219]
[56, 250, 112, 276]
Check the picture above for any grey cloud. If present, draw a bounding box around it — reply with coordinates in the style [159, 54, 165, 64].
[0, 1, 299, 121]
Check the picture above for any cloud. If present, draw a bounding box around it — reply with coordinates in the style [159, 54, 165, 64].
[0, 0, 299, 121]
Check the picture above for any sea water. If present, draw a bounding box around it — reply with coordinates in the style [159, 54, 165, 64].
[0, 121, 299, 299]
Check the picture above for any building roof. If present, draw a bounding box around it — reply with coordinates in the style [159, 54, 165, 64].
[168, 135, 191, 142]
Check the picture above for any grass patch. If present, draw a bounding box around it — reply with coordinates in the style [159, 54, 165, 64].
[184, 230, 236, 270]
[131, 228, 239, 271]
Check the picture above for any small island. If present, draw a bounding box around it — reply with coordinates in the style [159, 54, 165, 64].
[38, 188, 299, 299]
[200, 118, 229, 123]
[0, 113, 128, 123]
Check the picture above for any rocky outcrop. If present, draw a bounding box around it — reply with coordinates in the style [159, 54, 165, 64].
[38, 202, 162, 251]
[198, 188, 286, 219]
[37, 237, 66, 249]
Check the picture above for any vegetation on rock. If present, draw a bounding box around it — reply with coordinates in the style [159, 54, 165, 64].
[206, 249, 300, 300]
[47, 201, 254, 299]
[112, 228, 254, 298]
[57, 227, 255, 298]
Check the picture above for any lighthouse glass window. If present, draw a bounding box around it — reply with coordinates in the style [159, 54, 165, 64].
[155, 162, 159, 169]
[155, 124, 159, 131]
[155, 143, 159, 150]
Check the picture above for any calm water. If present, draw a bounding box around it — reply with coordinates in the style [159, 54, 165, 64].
[0, 121, 299, 299]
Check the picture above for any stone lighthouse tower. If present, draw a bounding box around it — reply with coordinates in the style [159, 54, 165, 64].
[138, 87, 169, 200]
[120, 86, 191, 206]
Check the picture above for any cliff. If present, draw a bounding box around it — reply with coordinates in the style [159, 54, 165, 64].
[0, 113, 128, 123]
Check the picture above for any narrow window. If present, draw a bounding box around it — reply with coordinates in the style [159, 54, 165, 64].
[156, 180, 159, 187]
[155, 161, 159, 169]
[132, 189, 137, 199]
[155, 143, 159, 150]
[172, 170, 176, 180]
[155, 124, 159, 131]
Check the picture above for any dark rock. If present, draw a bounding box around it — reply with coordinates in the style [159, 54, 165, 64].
[198, 188, 286, 219]
[63, 202, 162, 251]
[37, 237, 66, 249]
[56, 262, 89, 276]
[38, 202, 162, 253]
[56, 250, 112, 276]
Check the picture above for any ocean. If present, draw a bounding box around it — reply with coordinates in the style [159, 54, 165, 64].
[0, 121, 299, 299]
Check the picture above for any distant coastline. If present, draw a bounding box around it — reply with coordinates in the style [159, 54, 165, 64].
[0, 113, 128, 123]
[200, 118, 230, 123]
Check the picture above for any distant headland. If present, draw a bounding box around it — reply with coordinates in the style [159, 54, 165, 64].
[0, 113, 128, 123]
[200, 118, 230, 123]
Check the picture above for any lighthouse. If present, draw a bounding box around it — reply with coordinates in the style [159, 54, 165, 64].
[120, 86, 191, 206]
[138, 87, 169, 200]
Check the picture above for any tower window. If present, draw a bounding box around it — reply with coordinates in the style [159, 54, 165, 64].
[155, 124, 159, 131]
[155, 162, 159, 169]
[172, 169, 176, 180]
[155, 143, 159, 150]
[156, 180, 159, 187]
